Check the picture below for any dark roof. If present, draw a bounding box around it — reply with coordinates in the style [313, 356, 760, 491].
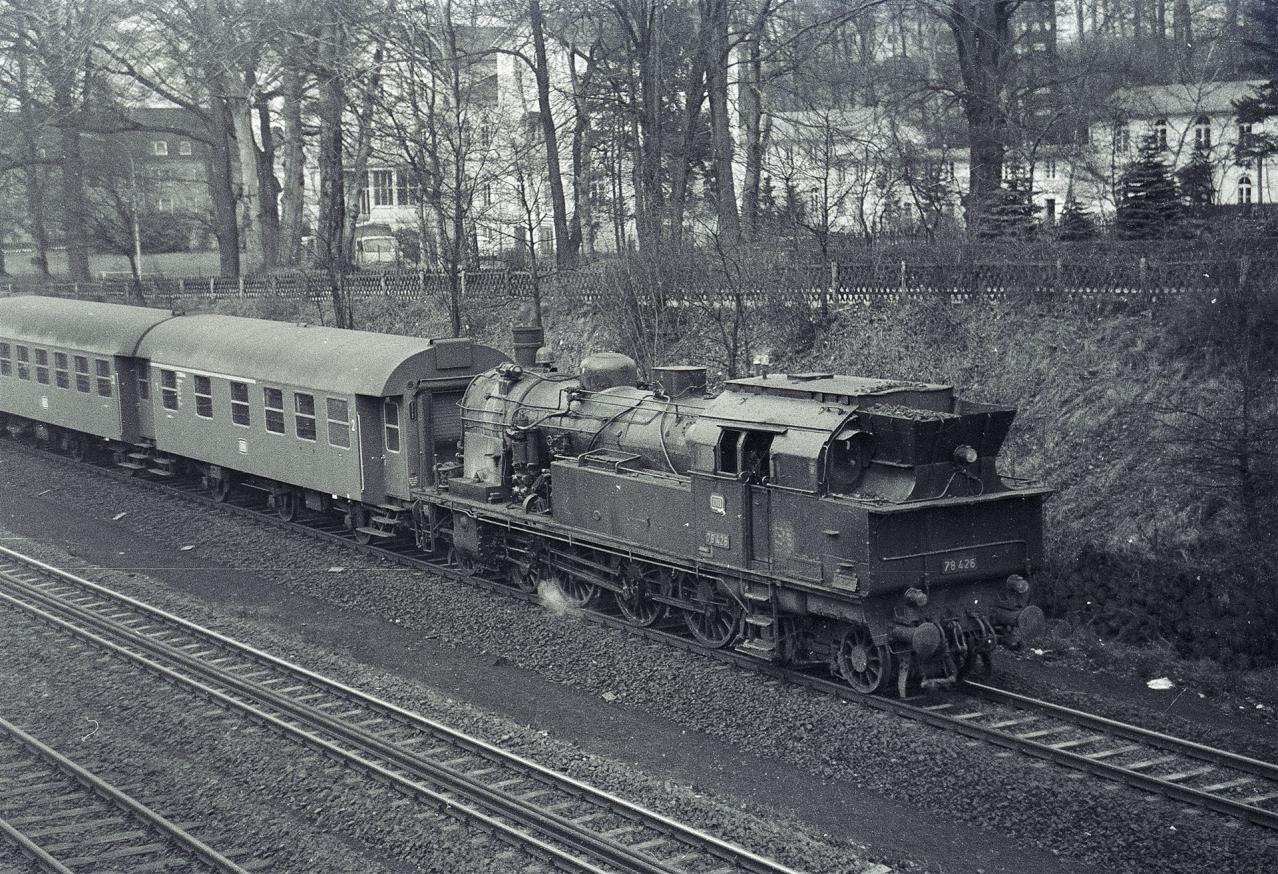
[1110, 80, 1267, 118]
[137, 313, 507, 396]
[0, 296, 175, 357]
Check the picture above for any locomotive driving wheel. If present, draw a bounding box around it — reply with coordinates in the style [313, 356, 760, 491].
[681, 575, 741, 649]
[506, 546, 544, 594]
[552, 573, 601, 610]
[616, 562, 665, 628]
[836, 624, 893, 695]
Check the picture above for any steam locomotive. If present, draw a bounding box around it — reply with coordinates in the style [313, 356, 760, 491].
[0, 297, 1047, 696]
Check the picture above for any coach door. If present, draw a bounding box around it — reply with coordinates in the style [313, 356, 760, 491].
[119, 357, 148, 442]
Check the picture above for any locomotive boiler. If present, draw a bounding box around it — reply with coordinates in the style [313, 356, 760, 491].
[439, 330, 1049, 696]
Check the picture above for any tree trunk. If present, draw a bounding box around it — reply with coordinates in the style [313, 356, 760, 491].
[51, 75, 90, 281]
[230, 93, 264, 269]
[316, 16, 350, 326]
[279, 64, 306, 266]
[566, 45, 596, 259]
[341, 43, 383, 268]
[204, 89, 242, 278]
[255, 99, 281, 268]
[668, 49, 706, 248]
[529, 0, 573, 266]
[18, 54, 51, 277]
[941, 0, 1014, 233]
[703, 0, 739, 242]
[739, 18, 766, 239]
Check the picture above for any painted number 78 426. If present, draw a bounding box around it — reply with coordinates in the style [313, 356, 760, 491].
[941, 556, 978, 574]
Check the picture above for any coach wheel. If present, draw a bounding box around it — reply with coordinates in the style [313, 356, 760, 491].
[682, 577, 741, 649]
[274, 487, 299, 522]
[66, 434, 87, 462]
[616, 562, 665, 628]
[210, 476, 234, 503]
[836, 624, 893, 695]
[351, 505, 373, 545]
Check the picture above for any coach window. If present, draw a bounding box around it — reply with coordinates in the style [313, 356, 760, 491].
[0, 343, 10, 376]
[294, 393, 317, 441]
[54, 353, 69, 389]
[263, 387, 285, 434]
[230, 381, 250, 426]
[326, 398, 351, 449]
[384, 400, 401, 452]
[137, 368, 150, 400]
[194, 375, 212, 418]
[160, 370, 178, 410]
[16, 346, 29, 380]
[95, 359, 112, 397]
[74, 356, 90, 392]
[35, 349, 49, 384]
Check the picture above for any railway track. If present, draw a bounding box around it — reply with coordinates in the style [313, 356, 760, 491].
[0, 543, 804, 874]
[0, 713, 251, 873]
[13, 438, 1278, 834]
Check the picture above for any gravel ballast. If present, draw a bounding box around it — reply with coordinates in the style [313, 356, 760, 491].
[3, 446, 1277, 872]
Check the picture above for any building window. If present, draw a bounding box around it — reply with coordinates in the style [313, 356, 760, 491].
[264, 387, 285, 434]
[1239, 175, 1254, 205]
[161, 369, 178, 410]
[1115, 123, 1130, 152]
[154, 196, 174, 212]
[74, 356, 90, 392]
[194, 374, 212, 417]
[16, 346, 29, 380]
[589, 178, 608, 205]
[482, 183, 493, 207]
[1194, 115, 1211, 149]
[0, 343, 11, 377]
[1045, 198, 1057, 224]
[179, 140, 192, 156]
[53, 352, 68, 388]
[295, 392, 316, 441]
[326, 397, 350, 448]
[1238, 121, 1255, 148]
[230, 381, 250, 426]
[1044, 159, 1057, 180]
[137, 368, 149, 400]
[95, 359, 112, 397]
[151, 140, 169, 156]
[35, 348, 49, 384]
[1154, 119, 1168, 150]
[384, 400, 401, 452]
[371, 169, 394, 207]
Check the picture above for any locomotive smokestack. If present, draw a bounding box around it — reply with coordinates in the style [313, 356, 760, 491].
[512, 325, 545, 368]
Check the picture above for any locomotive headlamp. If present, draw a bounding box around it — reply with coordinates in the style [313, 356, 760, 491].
[1005, 574, 1029, 595]
[904, 587, 928, 608]
[953, 444, 978, 464]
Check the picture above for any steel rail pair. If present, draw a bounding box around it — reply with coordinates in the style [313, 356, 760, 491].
[0, 543, 803, 874]
[0, 713, 249, 873]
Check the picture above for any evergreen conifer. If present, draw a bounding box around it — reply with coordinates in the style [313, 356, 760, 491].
[1058, 197, 1097, 241]
[1116, 133, 1183, 239]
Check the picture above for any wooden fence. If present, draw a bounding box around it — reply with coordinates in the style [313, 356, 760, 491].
[1, 256, 1264, 310]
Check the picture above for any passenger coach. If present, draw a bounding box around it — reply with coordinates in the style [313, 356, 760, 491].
[0, 296, 506, 541]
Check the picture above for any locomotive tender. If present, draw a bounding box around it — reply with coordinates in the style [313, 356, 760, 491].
[0, 296, 1048, 696]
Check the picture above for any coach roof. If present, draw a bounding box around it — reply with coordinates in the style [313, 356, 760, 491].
[137, 312, 504, 396]
[0, 296, 175, 357]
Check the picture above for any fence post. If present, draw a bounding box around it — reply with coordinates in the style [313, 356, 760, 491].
[898, 259, 907, 302]
[461, 268, 467, 302]
[1055, 257, 1062, 299]
[178, 278, 185, 297]
[821, 260, 835, 318]
[1138, 256, 1147, 293]
[238, 276, 245, 299]
[208, 277, 215, 296]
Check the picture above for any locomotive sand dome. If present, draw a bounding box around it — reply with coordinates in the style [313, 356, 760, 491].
[447, 329, 1049, 696]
